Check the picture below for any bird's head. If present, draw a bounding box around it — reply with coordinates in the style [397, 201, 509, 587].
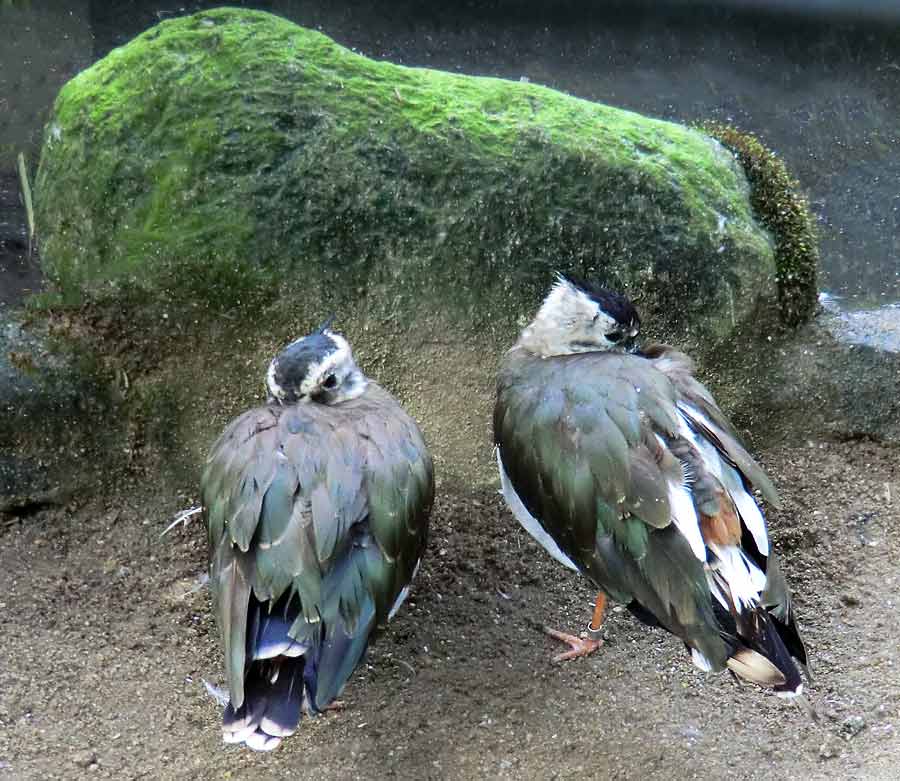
[265, 324, 367, 405]
[518, 274, 641, 357]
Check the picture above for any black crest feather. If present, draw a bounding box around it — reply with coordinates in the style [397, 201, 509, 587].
[560, 274, 641, 328]
[315, 314, 337, 334]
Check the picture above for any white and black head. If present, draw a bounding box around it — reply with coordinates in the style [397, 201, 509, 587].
[265, 323, 367, 405]
[518, 273, 641, 357]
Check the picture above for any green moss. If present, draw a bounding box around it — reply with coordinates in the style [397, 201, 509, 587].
[701, 122, 819, 327]
[36, 7, 784, 344]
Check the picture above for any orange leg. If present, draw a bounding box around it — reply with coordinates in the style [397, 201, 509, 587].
[543, 592, 607, 662]
[589, 591, 607, 633]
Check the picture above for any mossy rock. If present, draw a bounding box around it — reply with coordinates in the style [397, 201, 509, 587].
[30, 8, 819, 485]
[34, 7, 796, 338]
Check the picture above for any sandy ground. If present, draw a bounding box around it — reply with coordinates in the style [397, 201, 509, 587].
[1, 437, 898, 780]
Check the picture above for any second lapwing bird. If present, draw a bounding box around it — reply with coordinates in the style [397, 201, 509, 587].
[202, 325, 433, 750]
[494, 274, 807, 696]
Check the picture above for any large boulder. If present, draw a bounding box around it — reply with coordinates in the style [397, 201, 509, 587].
[28, 8, 819, 486]
[34, 8, 781, 335]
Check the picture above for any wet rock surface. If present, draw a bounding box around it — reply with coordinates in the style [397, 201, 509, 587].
[760, 315, 900, 444]
[0, 310, 114, 514]
[0, 171, 41, 309]
[820, 296, 900, 355]
[0, 455, 59, 515]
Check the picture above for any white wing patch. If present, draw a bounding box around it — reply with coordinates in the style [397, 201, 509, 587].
[672, 406, 772, 610]
[720, 465, 769, 556]
[497, 449, 579, 572]
[665, 477, 707, 562]
[691, 648, 714, 672]
[676, 409, 722, 479]
[707, 543, 767, 610]
[653, 433, 706, 561]
[679, 403, 771, 557]
[388, 558, 422, 620]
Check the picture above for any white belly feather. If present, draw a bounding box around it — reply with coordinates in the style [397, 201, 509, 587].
[496, 449, 579, 571]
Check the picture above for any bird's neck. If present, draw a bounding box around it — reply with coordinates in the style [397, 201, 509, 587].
[515, 315, 578, 358]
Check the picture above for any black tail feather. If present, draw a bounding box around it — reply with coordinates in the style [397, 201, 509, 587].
[719, 608, 804, 695]
[753, 611, 804, 695]
[222, 657, 306, 751]
[224, 593, 311, 751]
[708, 593, 805, 694]
[768, 611, 809, 672]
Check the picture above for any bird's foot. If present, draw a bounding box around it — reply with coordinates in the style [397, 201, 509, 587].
[324, 700, 346, 713]
[543, 626, 603, 662]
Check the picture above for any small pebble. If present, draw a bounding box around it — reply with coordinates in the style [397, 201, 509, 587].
[818, 737, 840, 760]
[841, 715, 866, 738]
[73, 750, 97, 769]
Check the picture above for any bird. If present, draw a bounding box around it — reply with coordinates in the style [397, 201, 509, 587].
[494, 274, 808, 696]
[201, 323, 433, 750]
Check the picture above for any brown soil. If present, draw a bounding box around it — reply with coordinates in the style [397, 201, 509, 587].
[2, 437, 898, 780]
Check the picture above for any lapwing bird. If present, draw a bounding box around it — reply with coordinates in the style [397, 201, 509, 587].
[494, 275, 807, 696]
[202, 325, 433, 750]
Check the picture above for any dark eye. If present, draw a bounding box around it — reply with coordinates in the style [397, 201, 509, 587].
[606, 331, 624, 343]
[323, 374, 338, 389]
